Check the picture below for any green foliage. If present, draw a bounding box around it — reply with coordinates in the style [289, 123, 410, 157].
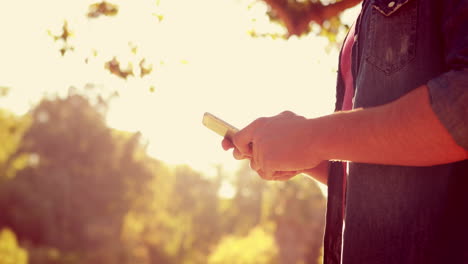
[265, 176, 326, 264]
[0, 93, 327, 264]
[0, 109, 30, 182]
[219, 162, 266, 236]
[0, 93, 157, 263]
[138, 165, 223, 263]
[0, 228, 28, 264]
[25, 246, 80, 264]
[208, 225, 279, 264]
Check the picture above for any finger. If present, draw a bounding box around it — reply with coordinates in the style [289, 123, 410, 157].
[272, 171, 299, 181]
[262, 157, 275, 180]
[232, 118, 265, 157]
[279, 110, 295, 117]
[272, 175, 294, 181]
[252, 141, 266, 179]
[263, 169, 275, 180]
[222, 138, 234, 150]
[257, 169, 284, 181]
[249, 158, 260, 172]
[232, 148, 245, 160]
[256, 170, 296, 181]
[256, 169, 269, 180]
[252, 139, 260, 167]
[244, 143, 253, 159]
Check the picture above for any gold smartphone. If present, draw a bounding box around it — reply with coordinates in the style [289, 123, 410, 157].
[202, 112, 239, 141]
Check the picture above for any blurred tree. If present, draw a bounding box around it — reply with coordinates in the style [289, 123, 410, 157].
[0, 109, 30, 183]
[219, 161, 267, 235]
[0, 93, 328, 264]
[208, 225, 279, 264]
[264, 176, 326, 264]
[0, 93, 159, 264]
[170, 166, 222, 260]
[218, 161, 327, 264]
[140, 165, 223, 264]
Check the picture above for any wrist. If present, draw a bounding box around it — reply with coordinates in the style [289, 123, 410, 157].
[303, 115, 337, 162]
[305, 111, 357, 162]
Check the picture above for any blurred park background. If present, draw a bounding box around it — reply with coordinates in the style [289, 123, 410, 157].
[0, 0, 360, 263]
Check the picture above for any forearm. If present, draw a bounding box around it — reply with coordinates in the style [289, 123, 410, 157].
[312, 85, 467, 166]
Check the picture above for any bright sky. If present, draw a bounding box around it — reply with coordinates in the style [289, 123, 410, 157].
[0, 0, 359, 180]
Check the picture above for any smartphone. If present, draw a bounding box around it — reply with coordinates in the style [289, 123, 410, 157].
[202, 112, 239, 141]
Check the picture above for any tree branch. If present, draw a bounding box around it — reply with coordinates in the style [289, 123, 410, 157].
[262, 0, 362, 36]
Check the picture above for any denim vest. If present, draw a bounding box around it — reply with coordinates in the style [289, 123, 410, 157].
[324, 0, 468, 263]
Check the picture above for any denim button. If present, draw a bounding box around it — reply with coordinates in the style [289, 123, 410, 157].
[388, 1, 395, 8]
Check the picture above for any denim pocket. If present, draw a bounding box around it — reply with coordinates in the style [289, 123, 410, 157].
[365, 0, 418, 75]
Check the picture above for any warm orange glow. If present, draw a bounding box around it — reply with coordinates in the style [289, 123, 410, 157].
[0, 1, 360, 262]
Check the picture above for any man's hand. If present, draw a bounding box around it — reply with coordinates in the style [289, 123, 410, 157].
[221, 86, 468, 182]
[222, 136, 302, 181]
[222, 111, 326, 180]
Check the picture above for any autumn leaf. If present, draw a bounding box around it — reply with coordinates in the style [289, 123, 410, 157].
[139, 59, 153, 78]
[105, 57, 134, 79]
[88, 1, 119, 18]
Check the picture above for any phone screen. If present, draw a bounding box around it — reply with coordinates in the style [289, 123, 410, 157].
[202, 112, 239, 140]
